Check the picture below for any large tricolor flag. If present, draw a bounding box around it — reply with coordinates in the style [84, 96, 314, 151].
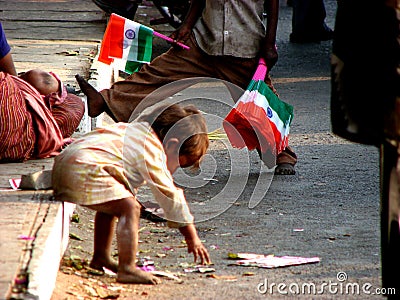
[223, 58, 293, 164]
[98, 13, 153, 74]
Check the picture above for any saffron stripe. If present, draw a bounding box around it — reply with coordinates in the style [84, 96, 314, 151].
[98, 14, 114, 64]
[108, 14, 126, 59]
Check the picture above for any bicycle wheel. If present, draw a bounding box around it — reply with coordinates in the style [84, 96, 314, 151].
[92, 0, 139, 20]
[152, 0, 190, 28]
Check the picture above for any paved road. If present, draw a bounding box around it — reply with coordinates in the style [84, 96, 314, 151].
[55, 0, 386, 299]
[0, 0, 386, 299]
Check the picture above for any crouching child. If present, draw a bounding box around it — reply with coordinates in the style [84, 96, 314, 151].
[52, 103, 211, 284]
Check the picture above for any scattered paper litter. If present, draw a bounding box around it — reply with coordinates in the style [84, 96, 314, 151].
[137, 257, 155, 272]
[228, 252, 265, 260]
[183, 265, 215, 273]
[230, 253, 320, 268]
[104, 268, 117, 276]
[138, 265, 155, 272]
[207, 128, 227, 140]
[203, 178, 219, 182]
[18, 235, 35, 241]
[151, 271, 183, 283]
[9, 178, 21, 190]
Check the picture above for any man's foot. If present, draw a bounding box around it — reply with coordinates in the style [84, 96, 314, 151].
[117, 268, 161, 284]
[89, 257, 118, 274]
[275, 163, 296, 175]
[75, 74, 106, 118]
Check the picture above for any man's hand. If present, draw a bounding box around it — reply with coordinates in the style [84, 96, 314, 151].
[169, 25, 192, 48]
[169, 0, 205, 48]
[260, 45, 278, 71]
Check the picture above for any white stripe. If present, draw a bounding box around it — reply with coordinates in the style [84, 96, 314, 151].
[122, 19, 141, 61]
[112, 58, 128, 71]
[235, 90, 288, 137]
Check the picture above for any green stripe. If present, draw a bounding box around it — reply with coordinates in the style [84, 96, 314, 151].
[247, 80, 294, 125]
[137, 25, 153, 62]
[124, 61, 142, 74]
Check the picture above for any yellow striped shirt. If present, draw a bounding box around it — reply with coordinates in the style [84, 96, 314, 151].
[52, 122, 194, 227]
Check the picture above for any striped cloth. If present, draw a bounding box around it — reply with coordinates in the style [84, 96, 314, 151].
[52, 122, 194, 227]
[0, 73, 36, 161]
[45, 71, 85, 138]
[0, 72, 84, 162]
[51, 93, 84, 138]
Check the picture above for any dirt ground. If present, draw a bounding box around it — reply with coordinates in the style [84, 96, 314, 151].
[51, 134, 382, 300]
[51, 142, 285, 300]
[51, 207, 269, 300]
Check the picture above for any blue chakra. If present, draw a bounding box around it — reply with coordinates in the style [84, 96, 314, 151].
[267, 107, 273, 118]
[125, 29, 136, 40]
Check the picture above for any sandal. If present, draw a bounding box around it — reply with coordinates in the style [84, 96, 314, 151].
[275, 163, 296, 175]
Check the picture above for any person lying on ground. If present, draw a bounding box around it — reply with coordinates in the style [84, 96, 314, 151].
[0, 70, 84, 162]
[76, 0, 298, 175]
[52, 103, 212, 284]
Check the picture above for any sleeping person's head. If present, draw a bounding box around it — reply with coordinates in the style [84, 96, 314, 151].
[19, 69, 60, 96]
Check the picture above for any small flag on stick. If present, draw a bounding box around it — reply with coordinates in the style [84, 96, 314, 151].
[98, 13, 190, 74]
[98, 13, 154, 74]
[223, 58, 294, 166]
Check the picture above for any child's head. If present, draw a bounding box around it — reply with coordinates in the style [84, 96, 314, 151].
[19, 69, 60, 96]
[139, 103, 209, 170]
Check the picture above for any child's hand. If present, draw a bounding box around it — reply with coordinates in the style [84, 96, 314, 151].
[186, 237, 211, 265]
[179, 224, 212, 265]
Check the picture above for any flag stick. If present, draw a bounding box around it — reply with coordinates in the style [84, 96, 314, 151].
[153, 31, 190, 50]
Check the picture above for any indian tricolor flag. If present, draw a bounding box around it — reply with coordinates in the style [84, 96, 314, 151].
[98, 13, 153, 74]
[223, 58, 293, 159]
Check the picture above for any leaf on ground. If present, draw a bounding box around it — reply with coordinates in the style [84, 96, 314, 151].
[95, 286, 120, 299]
[69, 232, 83, 241]
[56, 50, 79, 56]
[206, 274, 237, 281]
[151, 271, 183, 283]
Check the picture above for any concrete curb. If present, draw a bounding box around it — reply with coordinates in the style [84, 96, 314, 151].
[2, 46, 115, 300]
[25, 202, 75, 300]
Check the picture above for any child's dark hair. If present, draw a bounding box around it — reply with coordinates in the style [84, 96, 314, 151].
[138, 103, 209, 168]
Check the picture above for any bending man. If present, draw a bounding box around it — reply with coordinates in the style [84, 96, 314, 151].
[77, 0, 297, 174]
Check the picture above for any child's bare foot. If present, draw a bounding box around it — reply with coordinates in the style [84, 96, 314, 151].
[89, 258, 118, 274]
[75, 74, 106, 118]
[117, 268, 161, 284]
